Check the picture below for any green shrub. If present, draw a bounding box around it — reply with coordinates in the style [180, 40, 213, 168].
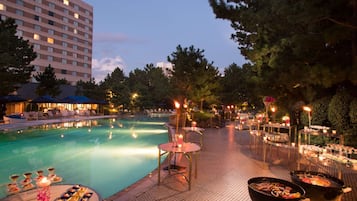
[311, 96, 331, 126]
[328, 89, 353, 134]
[350, 98, 357, 124]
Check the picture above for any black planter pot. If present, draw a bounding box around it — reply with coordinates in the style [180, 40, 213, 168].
[290, 170, 352, 201]
[248, 177, 307, 201]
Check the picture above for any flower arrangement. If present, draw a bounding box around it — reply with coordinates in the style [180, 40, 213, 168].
[262, 96, 276, 123]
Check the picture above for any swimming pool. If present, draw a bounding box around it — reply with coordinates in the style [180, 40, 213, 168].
[0, 116, 169, 199]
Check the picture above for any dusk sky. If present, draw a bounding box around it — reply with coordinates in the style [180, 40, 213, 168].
[84, 0, 246, 82]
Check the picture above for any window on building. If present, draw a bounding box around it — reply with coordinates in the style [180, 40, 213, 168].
[34, 15, 40, 21]
[72, 61, 77, 65]
[0, 3, 6, 11]
[49, 2, 55, 9]
[83, 63, 88, 68]
[64, 9, 68, 15]
[48, 29, 54, 35]
[48, 20, 54, 25]
[85, 10, 89, 16]
[74, 13, 79, 19]
[16, 0, 23, 6]
[62, 42, 67, 47]
[73, 37, 78, 42]
[63, 25, 68, 31]
[62, 33, 67, 39]
[72, 71, 77, 76]
[73, 21, 78, 27]
[84, 48, 88, 53]
[84, 56, 88, 61]
[85, 18, 90, 24]
[15, 19, 22, 25]
[33, 33, 40, 40]
[47, 37, 54, 44]
[84, 73, 88, 79]
[16, 10, 23, 16]
[48, 56, 53, 62]
[63, 0, 69, 6]
[73, 53, 77, 58]
[62, 50, 67, 56]
[74, 5, 79, 10]
[34, 0, 42, 3]
[16, 30, 23, 37]
[61, 69, 67, 74]
[34, 65, 40, 71]
[62, 59, 67, 64]
[73, 29, 78, 34]
[35, 6, 41, 13]
[33, 44, 40, 49]
[84, 26, 89, 31]
[48, 11, 54, 17]
[73, 45, 77, 50]
[48, 47, 53, 52]
[63, 17, 68, 23]
[34, 24, 41, 31]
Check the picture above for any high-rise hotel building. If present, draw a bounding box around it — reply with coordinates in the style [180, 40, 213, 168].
[0, 0, 93, 85]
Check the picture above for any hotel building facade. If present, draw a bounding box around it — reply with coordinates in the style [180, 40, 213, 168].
[0, 0, 93, 85]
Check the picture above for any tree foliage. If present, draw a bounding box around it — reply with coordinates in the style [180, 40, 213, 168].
[168, 45, 220, 110]
[33, 64, 61, 97]
[76, 78, 105, 101]
[210, 0, 357, 104]
[0, 18, 37, 96]
[100, 67, 130, 109]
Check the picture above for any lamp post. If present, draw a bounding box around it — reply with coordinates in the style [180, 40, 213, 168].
[174, 101, 180, 134]
[303, 106, 312, 128]
[270, 106, 276, 122]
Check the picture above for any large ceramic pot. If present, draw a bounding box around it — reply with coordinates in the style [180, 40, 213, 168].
[290, 170, 352, 201]
[248, 177, 308, 201]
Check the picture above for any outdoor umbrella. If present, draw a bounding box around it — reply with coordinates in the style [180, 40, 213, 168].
[61, 96, 91, 104]
[30, 95, 59, 103]
[0, 95, 27, 103]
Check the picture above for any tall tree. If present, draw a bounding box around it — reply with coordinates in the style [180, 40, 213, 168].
[168, 45, 220, 110]
[220, 63, 260, 110]
[210, 0, 357, 110]
[0, 18, 37, 96]
[33, 64, 61, 97]
[100, 67, 130, 110]
[76, 78, 105, 101]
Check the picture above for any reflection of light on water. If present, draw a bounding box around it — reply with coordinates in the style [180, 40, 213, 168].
[113, 146, 158, 157]
[133, 129, 167, 134]
[132, 121, 165, 125]
[132, 132, 137, 138]
[108, 132, 112, 140]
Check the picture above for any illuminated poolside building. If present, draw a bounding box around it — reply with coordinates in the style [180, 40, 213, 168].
[0, 0, 93, 85]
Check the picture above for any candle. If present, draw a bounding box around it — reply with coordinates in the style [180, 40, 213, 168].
[177, 134, 183, 147]
[37, 177, 51, 188]
[191, 121, 197, 127]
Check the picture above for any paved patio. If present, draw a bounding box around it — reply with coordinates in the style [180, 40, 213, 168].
[107, 122, 357, 201]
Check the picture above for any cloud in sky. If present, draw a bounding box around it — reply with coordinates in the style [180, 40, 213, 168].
[92, 56, 125, 83]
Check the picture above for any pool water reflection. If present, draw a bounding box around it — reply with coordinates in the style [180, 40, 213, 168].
[0, 116, 169, 199]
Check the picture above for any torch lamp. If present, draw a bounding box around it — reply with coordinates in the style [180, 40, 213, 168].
[174, 101, 180, 134]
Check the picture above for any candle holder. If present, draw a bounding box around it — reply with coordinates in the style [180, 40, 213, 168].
[36, 177, 51, 201]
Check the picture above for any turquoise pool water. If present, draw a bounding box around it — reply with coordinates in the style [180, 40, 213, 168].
[0, 116, 169, 199]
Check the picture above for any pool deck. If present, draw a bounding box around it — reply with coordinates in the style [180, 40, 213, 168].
[2, 118, 357, 201]
[106, 122, 357, 201]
